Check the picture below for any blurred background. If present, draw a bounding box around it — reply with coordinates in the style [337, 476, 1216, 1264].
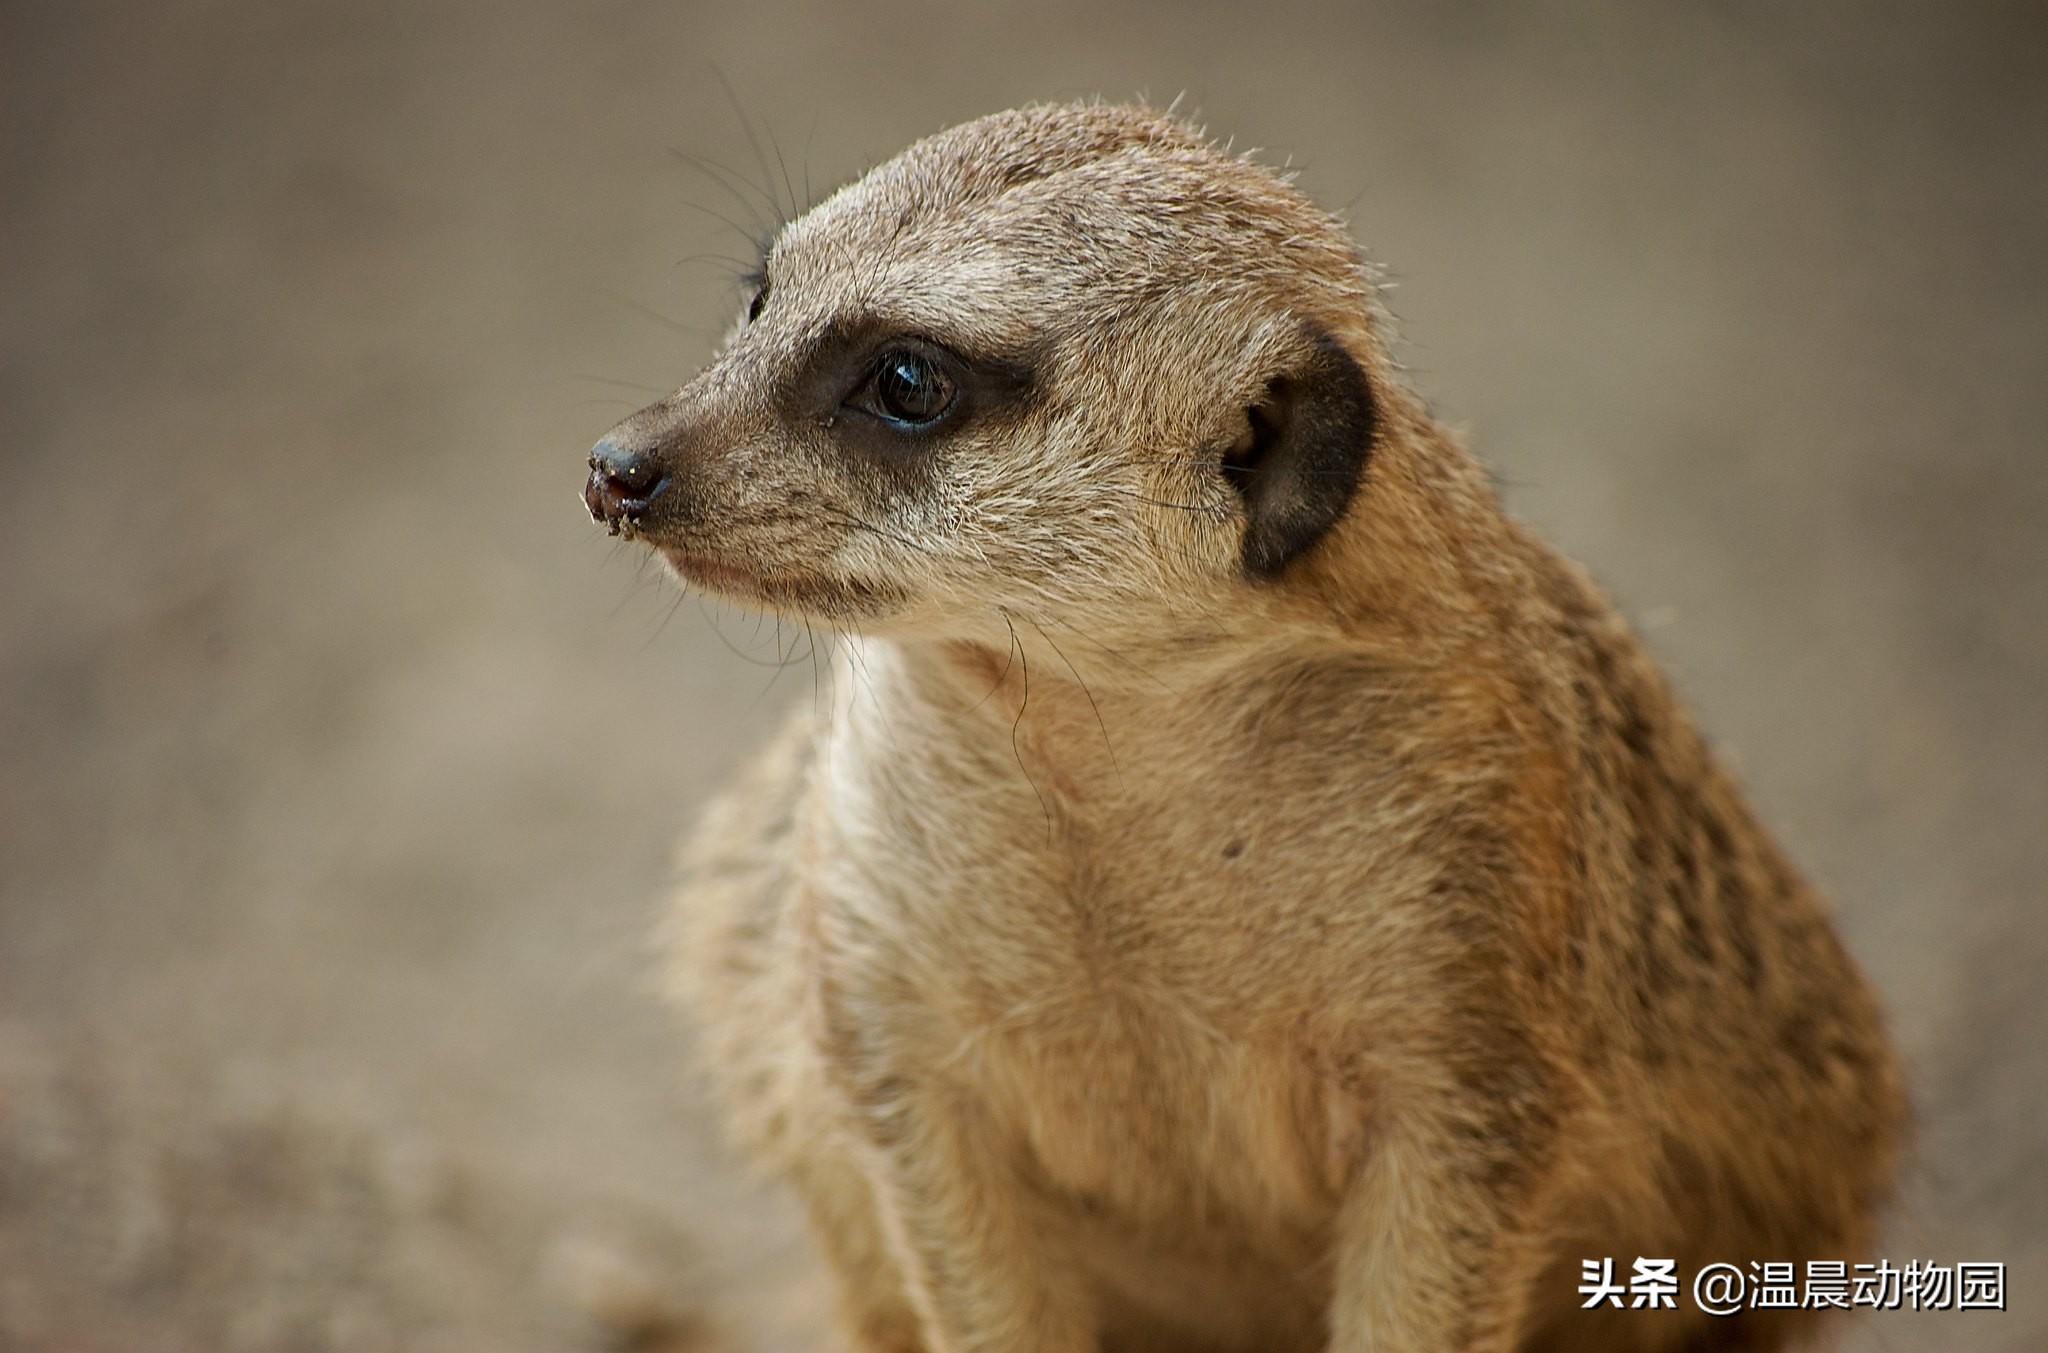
[2, 2, 2042, 1349]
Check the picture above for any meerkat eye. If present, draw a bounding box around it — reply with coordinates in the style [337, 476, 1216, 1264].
[746, 283, 769, 323]
[859, 349, 957, 426]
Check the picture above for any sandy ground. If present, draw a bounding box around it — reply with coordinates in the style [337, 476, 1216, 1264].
[1, 3, 2042, 1349]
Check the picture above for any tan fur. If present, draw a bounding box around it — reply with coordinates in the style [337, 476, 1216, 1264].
[595, 102, 1906, 1353]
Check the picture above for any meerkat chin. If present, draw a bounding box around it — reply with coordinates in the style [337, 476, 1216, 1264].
[583, 102, 1906, 1353]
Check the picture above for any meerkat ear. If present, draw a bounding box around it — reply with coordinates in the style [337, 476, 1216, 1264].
[1221, 328, 1378, 578]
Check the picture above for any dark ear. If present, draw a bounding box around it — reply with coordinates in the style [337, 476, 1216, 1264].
[1221, 327, 1378, 578]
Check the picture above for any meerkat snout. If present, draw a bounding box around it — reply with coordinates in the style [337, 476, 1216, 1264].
[584, 434, 671, 531]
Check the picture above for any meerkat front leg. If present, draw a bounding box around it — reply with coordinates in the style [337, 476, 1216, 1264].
[855, 1082, 1097, 1353]
[1324, 1063, 1564, 1353]
[1326, 1131, 1554, 1352]
[785, 1148, 931, 1353]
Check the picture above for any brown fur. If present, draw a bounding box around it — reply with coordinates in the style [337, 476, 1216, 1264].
[589, 102, 1907, 1352]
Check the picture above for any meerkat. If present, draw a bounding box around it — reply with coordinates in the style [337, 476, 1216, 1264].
[582, 102, 1906, 1353]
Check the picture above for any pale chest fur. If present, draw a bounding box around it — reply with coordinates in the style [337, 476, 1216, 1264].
[795, 641, 1421, 1252]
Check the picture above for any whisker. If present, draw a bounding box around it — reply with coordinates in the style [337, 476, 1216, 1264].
[642, 585, 688, 649]
[801, 108, 819, 211]
[597, 287, 716, 340]
[668, 147, 783, 235]
[766, 120, 799, 227]
[1000, 609, 1055, 841]
[572, 373, 669, 395]
[712, 64, 791, 229]
[667, 192, 769, 252]
[1025, 614, 1121, 783]
[1040, 615, 1182, 694]
[970, 618, 1021, 714]
[669, 250, 762, 279]
[695, 596, 805, 668]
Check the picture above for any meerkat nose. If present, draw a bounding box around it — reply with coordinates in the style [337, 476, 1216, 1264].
[584, 436, 670, 526]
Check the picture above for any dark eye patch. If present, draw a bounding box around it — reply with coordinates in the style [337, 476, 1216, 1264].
[780, 316, 1039, 463]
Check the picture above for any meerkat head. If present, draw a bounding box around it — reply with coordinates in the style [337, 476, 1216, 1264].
[584, 102, 1401, 641]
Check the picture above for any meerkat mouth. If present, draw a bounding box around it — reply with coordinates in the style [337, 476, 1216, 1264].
[656, 546, 905, 621]
[658, 547, 772, 600]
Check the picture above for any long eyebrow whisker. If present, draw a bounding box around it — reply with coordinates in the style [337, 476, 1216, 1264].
[766, 121, 801, 228]
[712, 64, 791, 229]
[665, 190, 770, 254]
[597, 287, 720, 341]
[668, 146, 785, 236]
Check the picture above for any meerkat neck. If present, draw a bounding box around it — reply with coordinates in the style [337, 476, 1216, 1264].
[821, 421, 1542, 798]
[828, 611, 1416, 823]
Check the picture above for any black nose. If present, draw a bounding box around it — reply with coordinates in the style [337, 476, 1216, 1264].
[583, 437, 670, 532]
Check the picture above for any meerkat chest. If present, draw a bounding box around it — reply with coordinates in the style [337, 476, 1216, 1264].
[805, 685, 1370, 1240]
